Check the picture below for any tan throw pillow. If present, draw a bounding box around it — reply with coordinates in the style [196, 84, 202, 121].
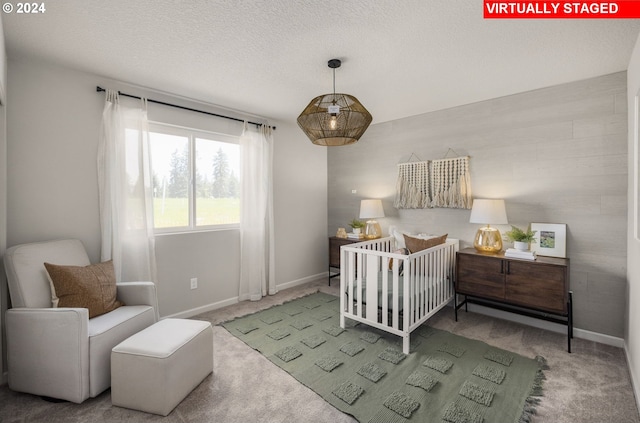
[403, 234, 448, 253]
[44, 260, 123, 318]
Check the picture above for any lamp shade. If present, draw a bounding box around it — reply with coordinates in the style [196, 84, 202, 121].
[359, 199, 385, 219]
[469, 199, 508, 225]
[297, 59, 372, 146]
[297, 93, 372, 146]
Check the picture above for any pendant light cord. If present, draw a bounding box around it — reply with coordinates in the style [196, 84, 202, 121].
[332, 67, 336, 104]
[328, 58, 341, 106]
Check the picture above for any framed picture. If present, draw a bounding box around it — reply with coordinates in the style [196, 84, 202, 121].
[530, 223, 567, 258]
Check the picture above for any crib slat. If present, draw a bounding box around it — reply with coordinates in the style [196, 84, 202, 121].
[356, 251, 363, 318]
[420, 255, 424, 321]
[439, 248, 445, 303]
[402, 258, 410, 333]
[347, 250, 355, 316]
[413, 255, 419, 324]
[427, 252, 433, 314]
[382, 258, 390, 326]
[392, 261, 400, 330]
[366, 256, 379, 320]
[436, 250, 440, 311]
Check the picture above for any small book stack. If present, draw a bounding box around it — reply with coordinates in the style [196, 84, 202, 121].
[347, 233, 364, 240]
[504, 248, 537, 260]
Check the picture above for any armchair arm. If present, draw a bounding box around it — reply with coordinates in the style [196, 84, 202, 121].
[116, 281, 159, 321]
[6, 307, 90, 403]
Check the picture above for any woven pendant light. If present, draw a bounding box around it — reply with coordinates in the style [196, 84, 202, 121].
[297, 59, 372, 146]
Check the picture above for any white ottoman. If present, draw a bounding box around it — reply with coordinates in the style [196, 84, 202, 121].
[111, 318, 213, 416]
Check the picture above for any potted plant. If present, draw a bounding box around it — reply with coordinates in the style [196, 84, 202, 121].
[349, 218, 365, 234]
[505, 225, 537, 251]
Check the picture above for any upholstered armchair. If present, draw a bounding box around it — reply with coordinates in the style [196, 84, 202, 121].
[4, 239, 159, 403]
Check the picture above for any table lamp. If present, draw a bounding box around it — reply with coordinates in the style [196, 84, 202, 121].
[469, 199, 508, 253]
[359, 199, 384, 239]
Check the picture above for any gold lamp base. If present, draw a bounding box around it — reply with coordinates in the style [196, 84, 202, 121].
[473, 226, 503, 253]
[364, 220, 382, 239]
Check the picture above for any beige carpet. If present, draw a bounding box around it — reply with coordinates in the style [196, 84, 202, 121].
[0, 278, 638, 423]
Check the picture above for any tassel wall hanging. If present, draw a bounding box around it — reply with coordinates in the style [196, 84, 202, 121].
[430, 156, 472, 209]
[394, 160, 431, 209]
[394, 152, 473, 210]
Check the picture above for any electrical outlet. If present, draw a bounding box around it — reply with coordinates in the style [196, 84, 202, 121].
[190, 278, 198, 290]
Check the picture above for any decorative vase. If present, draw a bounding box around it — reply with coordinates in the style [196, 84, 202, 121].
[353, 228, 361, 235]
[514, 241, 529, 251]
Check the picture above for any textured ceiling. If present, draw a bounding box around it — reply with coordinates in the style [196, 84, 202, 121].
[3, 1, 640, 124]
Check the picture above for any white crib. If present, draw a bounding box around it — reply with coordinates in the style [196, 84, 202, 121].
[339, 236, 459, 354]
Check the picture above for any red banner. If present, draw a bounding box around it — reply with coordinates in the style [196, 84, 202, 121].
[484, 1, 640, 18]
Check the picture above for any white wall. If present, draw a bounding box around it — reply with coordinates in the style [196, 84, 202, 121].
[626, 31, 640, 410]
[0, 15, 7, 383]
[5, 55, 328, 321]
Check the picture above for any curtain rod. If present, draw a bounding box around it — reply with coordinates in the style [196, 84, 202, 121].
[96, 86, 275, 130]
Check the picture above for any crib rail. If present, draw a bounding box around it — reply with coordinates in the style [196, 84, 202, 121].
[339, 236, 459, 353]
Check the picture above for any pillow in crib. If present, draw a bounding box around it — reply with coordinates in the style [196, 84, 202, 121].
[390, 226, 440, 249]
[389, 226, 408, 249]
[403, 234, 448, 253]
[388, 247, 409, 274]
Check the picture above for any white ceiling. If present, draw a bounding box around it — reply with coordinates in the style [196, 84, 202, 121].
[3, 1, 640, 124]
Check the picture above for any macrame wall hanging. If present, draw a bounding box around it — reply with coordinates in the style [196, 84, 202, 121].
[394, 151, 472, 210]
[430, 155, 472, 209]
[394, 157, 430, 209]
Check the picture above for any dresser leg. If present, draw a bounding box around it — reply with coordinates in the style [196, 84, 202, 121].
[567, 291, 573, 353]
[454, 293, 458, 322]
[454, 294, 469, 322]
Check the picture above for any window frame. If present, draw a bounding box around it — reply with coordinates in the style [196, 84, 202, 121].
[148, 121, 241, 234]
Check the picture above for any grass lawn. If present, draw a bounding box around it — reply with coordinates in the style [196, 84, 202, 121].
[153, 197, 240, 228]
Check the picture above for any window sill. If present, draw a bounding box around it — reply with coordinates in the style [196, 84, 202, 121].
[154, 226, 240, 237]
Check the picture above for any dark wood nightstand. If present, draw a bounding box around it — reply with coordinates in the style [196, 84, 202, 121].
[455, 248, 573, 352]
[328, 236, 361, 285]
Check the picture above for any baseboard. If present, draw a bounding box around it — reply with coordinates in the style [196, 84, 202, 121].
[163, 296, 240, 319]
[275, 272, 328, 291]
[574, 327, 625, 348]
[624, 342, 640, 416]
[465, 303, 624, 348]
[162, 272, 329, 319]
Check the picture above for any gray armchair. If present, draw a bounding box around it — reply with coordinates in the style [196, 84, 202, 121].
[4, 239, 159, 403]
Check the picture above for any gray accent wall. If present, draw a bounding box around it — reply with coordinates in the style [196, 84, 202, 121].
[328, 72, 627, 338]
[626, 32, 640, 407]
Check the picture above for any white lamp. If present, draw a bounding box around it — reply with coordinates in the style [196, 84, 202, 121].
[359, 199, 385, 239]
[469, 199, 508, 253]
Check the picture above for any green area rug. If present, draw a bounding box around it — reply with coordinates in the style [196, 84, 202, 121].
[221, 292, 547, 423]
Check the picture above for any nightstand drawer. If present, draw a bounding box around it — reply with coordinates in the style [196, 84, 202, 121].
[456, 252, 505, 301]
[505, 261, 567, 314]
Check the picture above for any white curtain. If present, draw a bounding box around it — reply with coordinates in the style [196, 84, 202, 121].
[239, 122, 275, 301]
[98, 89, 157, 283]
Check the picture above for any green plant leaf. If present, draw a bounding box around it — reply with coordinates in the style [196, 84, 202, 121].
[504, 225, 537, 242]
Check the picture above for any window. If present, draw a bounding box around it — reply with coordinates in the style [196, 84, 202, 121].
[143, 123, 240, 232]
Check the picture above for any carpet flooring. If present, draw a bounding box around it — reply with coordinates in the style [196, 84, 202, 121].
[0, 278, 637, 422]
[222, 292, 547, 423]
